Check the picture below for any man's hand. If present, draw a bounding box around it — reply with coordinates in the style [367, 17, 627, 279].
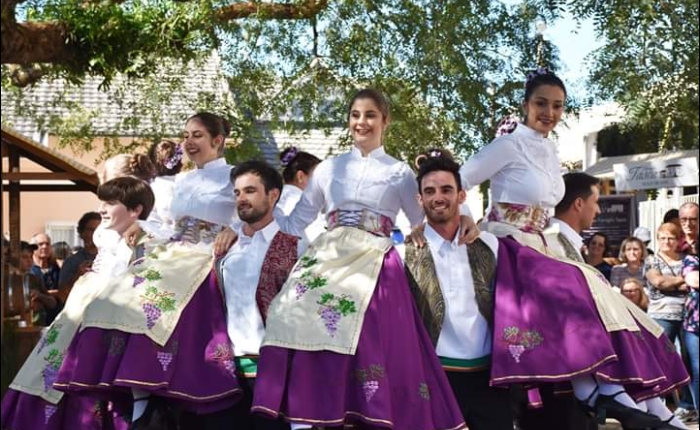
[214, 227, 237, 256]
[457, 215, 479, 245]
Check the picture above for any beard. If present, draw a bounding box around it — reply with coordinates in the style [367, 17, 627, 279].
[238, 204, 268, 225]
[425, 204, 457, 224]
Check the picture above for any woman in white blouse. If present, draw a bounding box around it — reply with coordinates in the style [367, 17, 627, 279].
[250, 89, 472, 430]
[277, 147, 324, 246]
[53, 113, 242, 428]
[460, 69, 688, 429]
[146, 139, 184, 229]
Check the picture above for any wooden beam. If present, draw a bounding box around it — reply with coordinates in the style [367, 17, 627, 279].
[1, 183, 96, 192]
[8, 146, 21, 277]
[2, 172, 82, 181]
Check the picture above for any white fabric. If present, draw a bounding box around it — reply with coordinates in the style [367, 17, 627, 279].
[221, 221, 280, 356]
[548, 217, 584, 260]
[460, 125, 565, 208]
[278, 184, 326, 247]
[147, 175, 177, 228]
[140, 158, 237, 239]
[90, 225, 131, 278]
[424, 225, 498, 360]
[279, 146, 424, 237]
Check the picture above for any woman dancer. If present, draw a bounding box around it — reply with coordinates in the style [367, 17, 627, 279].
[250, 88, 474, 429]
[460, 69, 689, 430]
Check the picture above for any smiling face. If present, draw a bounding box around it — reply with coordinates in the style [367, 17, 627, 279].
[587, 234, 606, 258]
[523, 84, 565, 136]
[183, 118, 221, 168]
[348, 98, 387, 156]
[419, 170, 465, 225]
[234, 172, 278, 226]
[98, 200, 142, 235]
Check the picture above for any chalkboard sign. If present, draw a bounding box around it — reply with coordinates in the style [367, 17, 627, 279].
[583, 195, 636, 258]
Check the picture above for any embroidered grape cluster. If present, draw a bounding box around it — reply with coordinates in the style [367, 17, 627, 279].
[211, 344, 236, 377]
[133, 276, 145, 287]
[503, 326, 543, 363]
[316, 293, 357, 337]
[362, 380, 379, 401]
[356, 364, 385, 402]
[37, 324, 61, 354]
[44, 405, 58, 424]
[42, 349, 64, 391]
[142, 303, 162, 330]
[292, 255, 327, 300]
[295, 283, 308, 299]
[156, 351, 173, 371]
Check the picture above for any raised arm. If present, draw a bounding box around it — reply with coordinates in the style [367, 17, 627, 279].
[278, 162, 328, 237]
[460, 136, 516, 190]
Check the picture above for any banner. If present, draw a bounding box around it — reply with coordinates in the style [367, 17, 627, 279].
[583, 195, 636, 258]
[613, 157, 699, 191]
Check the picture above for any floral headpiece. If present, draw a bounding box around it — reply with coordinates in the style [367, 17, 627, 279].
[428, 149, 443, 158]
[164, 145, 183, 169]
[281, 146, 299, 167]
[496, 115, 519, 137]
[525, 67, 553, 87]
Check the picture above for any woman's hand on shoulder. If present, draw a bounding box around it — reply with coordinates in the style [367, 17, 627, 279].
[214, 227, 237, 256]
[458, 215, 480, 245]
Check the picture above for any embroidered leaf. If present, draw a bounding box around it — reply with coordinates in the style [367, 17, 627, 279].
[318, 293, 335, 305]
[369, 364, 385, 379]
[45, 348, 64, 368]
[147, 252, 158, 259]
[144, 286, 158, 298]
[307, 276, 328, 289]
[419, 382, 430, 400]
[337, 296, 357, 316]
[158, 296, 176, 312]
[144, 269, 162, 281]
[503, 326, 520, 343]
[356, 368, 368, 382]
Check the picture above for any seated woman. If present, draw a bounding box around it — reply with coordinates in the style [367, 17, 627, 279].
[620, 278, 650, 312]
[460, 68, 689, 430]
[610, 237, 648, 290]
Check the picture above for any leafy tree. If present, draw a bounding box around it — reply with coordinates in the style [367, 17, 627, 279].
[1, 0, 565, 162]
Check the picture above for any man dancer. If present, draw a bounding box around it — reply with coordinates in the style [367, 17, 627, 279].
[518, 171, 601, 430]
[181, 160, 301, 430]
[404, 156, 513, 430]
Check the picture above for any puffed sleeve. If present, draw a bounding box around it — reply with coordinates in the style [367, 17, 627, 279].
[460, 135, 518, 189]
[278, 160, 329, 237]
[398, 164, 425, 227]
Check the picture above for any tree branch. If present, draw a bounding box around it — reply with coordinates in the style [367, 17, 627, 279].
[216, 0, 328, 21]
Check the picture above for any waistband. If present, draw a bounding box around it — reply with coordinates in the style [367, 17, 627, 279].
[487, 203, 549, 233]
[440, 355, 491, 372]
[327, 209, 393, 237]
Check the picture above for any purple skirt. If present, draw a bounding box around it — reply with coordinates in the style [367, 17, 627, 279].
[53, 271, 242, 415]
[252, 248, 466, 430]
[491, 237, 689, 401]
[1, 388, 128, 430]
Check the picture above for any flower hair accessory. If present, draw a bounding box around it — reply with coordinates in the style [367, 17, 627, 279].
[164, 145, 183, 169]
[281, 147, 299, 167]
[525, 67, 552, 87]
[496, 115, 519, 137]
[428, 149, 443, 158]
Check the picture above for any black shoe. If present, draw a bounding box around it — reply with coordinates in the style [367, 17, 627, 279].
[655, 416, 688, 429]
[595, 391, 664, 430]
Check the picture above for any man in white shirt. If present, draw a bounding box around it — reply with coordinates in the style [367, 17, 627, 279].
[518, 171, 601, 430]
[182, 160, 300, 430]
[404, 156, 512, 430]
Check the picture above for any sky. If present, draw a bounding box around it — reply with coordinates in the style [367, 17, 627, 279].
[540, 13, 604, 98]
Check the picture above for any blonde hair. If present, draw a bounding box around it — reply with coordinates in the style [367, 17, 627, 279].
[657, 222, 681, 239]
[618, 237, 647, 263]
[620, 278, 649, 311]
[100, 153, 156, 184]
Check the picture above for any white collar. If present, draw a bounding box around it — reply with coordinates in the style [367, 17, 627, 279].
[549, 217, 583, 248]
[425, 223, 460, 257]
[351, 145, 386, 159]
[514, 123, 546, 139]
[201, 158, 228, 170]
[237, 219, 280, 244]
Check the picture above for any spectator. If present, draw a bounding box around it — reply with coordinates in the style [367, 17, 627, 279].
[11, 241, 59, 326]
[57, 211, 102, 299]
[29, 233, 61, 292]
[610, 237, 647, 289]
[679, 202, 699, 255]
[664, 208, 681, 227]
[585, 232, 612, 281]
[645, 222, 687, 343]
[620, 278, 649, 311]
[633, 226, 655, 258]
[51, 241, 72, 267]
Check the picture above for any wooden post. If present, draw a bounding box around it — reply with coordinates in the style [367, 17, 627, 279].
[6, 147, 22, 332]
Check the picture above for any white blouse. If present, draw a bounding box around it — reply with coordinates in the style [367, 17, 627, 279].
[280, 146, 423, 237]
[147, 175, 177, 228]
[460, 125, 564, 209]
[141, 158, 237, 239]
[279, 184, 326, 244]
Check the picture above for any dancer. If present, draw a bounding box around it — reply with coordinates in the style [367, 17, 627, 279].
[405, 155, 513, 430]
[0, 177, 154, 430]
[54, 112, 241, 428]
[250, 88, 474, 429]
[460, 68, 689, 429]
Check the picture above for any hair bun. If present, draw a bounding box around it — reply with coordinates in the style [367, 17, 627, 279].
[280, 147, 299, 167]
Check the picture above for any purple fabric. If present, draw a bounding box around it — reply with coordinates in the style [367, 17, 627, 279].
[252, 248, 466, 429]
[1, 388, 128, 430]
[491, 237, 689, 401]
[53, 271, 242, 415]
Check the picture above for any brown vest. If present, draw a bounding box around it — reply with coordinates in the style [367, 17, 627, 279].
[405, 237, 497, 346]
[216, 230, 299, 325]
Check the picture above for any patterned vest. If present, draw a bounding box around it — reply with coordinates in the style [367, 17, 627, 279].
[556, 232, 585, 263]
[216, 231, 299, 325]
[405, 237, 497, 346]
